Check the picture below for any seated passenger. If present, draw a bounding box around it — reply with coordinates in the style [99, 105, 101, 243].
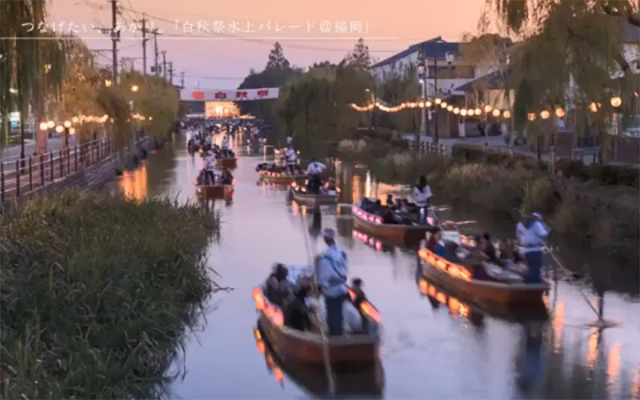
[477, 233, 501, 266]
[265, 264, 292, 307]
[444, 242, 463, 264]
[351, 278, 367, 308]
[283, 284, 313, 331]
[471, 263, 496, 281]
[221, 168, 233, 185]
[386, 194, 394, 207]
[426, 227, 446, 255]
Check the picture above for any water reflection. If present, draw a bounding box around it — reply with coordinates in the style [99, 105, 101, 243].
[114, 141, 639, 400]
[252, 327, 385, 398]
[118, 161, 148, 201]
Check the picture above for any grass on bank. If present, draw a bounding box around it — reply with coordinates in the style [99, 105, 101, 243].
[339, 140, 639, 276]
[0, 190, 221, 399]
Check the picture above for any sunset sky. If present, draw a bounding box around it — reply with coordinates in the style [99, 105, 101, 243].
[49, 0, 486, 89]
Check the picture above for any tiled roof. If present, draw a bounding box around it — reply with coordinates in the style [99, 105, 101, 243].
[371, 37, 461, 69]
[455, 69, 511, 92]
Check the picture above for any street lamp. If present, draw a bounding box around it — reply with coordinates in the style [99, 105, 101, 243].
[72, 116, 79, 124]
[39, 122, 48, 131]
[55, 125, 63, 134]
[47, 120, 55, 129]
[540, 110, 550, 120]
[492, 109, 501, 117]
[131, 85, 139, 92]
[105, 79, 112, 87]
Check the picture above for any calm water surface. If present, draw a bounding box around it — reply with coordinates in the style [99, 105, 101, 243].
[113, 137, 640, 400]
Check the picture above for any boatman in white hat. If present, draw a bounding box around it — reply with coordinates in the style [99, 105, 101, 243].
[285, 137, 298, 176]
[516, 212, 550, 283]
[315, 228, 349, 335]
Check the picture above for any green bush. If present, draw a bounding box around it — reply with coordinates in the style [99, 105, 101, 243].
[612, 165, 640, 188]
[587, 163, 639, 187]
[0, 190, 221, 399]
[557, 158, 587, 181]
[486, 151, 512, 167]
[451, 143, 486, 163]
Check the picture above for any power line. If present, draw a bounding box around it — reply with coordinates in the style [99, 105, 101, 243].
[117, 5, 402, 54]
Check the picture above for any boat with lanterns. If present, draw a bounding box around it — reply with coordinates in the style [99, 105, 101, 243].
[289, 181, 338, 206]
[195, 184, 234, 198]
[258, 170, 307, 185]
[352, 204, 437, 247]
[418, 233, 549, 308]
[216, 157, 238, 169]
[252, 285, 381, 366]
[252, 327, 384, 397]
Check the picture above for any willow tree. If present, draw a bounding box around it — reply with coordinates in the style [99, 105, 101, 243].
[375, 64, 421, 134]
[485, 0, 640, 161]
[0, 0, 68, 157]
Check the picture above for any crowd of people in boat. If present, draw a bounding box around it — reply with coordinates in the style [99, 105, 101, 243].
[197, 150, 234, 185]
[263, 229, 372, 336]
[424, 212, 551, 284]
[357, 176, 436, 226]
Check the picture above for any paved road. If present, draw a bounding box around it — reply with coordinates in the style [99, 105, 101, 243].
[1, 136, 77, 161]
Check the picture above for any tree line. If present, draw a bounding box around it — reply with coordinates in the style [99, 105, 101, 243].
[237, 0, 639, 162]
[0, 1, 180, 154]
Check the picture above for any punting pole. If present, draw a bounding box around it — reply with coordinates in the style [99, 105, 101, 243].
[299, 206, 336, 396]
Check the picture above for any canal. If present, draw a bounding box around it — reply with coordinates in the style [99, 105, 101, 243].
[112, 137, 639, 399]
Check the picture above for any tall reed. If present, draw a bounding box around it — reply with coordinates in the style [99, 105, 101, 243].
[0, 190, 221, 399]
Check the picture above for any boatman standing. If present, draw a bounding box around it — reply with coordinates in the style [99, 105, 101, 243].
[204, 151, 218, 184]
[516, 212, 550, 283]
[315, 228, 349, 336]
[221, 135, 230, 150]
[285, 140, 298, 176]
[412, 175, 433, 225]
[307, 158, 327, 194]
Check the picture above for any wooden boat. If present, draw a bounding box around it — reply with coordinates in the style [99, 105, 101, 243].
[419, 247, 549, 307]
[291, 189, 338, 206]
[252, 287, 381, 365]
[418, 274, 548, 323]
[258, 170, 307, 185]
[187, 144, 200, 153]
[195, 184, 234, 198]
[216, 157, 237, 168]
[352, 205, 435, 247]
[253, 327, 384, 397]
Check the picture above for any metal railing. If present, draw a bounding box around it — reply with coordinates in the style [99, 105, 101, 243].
[410, 141, 448, 156]
[1, 139, 113, 202]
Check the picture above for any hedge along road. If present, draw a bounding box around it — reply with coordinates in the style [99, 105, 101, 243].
[111, 136, 640, 400]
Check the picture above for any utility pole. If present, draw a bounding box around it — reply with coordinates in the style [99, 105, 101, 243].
[162, 51, 167, 80]
[139, 13, 148, 75]
[168, 62, 174, 85]
[151, 29, 159, 75]
[110, 0, 119, 83]
[181, 70, 185, 89]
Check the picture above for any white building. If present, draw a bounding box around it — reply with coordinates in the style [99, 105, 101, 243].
[370, 37, 477, 98]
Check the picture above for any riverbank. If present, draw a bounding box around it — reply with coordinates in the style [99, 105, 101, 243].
[0, 189, 221, 399]
[338, 140, 639, 285]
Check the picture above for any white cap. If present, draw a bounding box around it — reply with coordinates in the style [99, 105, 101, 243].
[323, 228, 335, 239]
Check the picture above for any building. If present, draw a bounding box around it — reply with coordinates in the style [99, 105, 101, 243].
[370, 37, 479, 137]
[371, 37, 476, 98]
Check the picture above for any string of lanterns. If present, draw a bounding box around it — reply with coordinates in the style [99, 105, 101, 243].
[351, 95, 626, 121]
[37, 113, 153, 135]
[350, 99, 514, 119]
